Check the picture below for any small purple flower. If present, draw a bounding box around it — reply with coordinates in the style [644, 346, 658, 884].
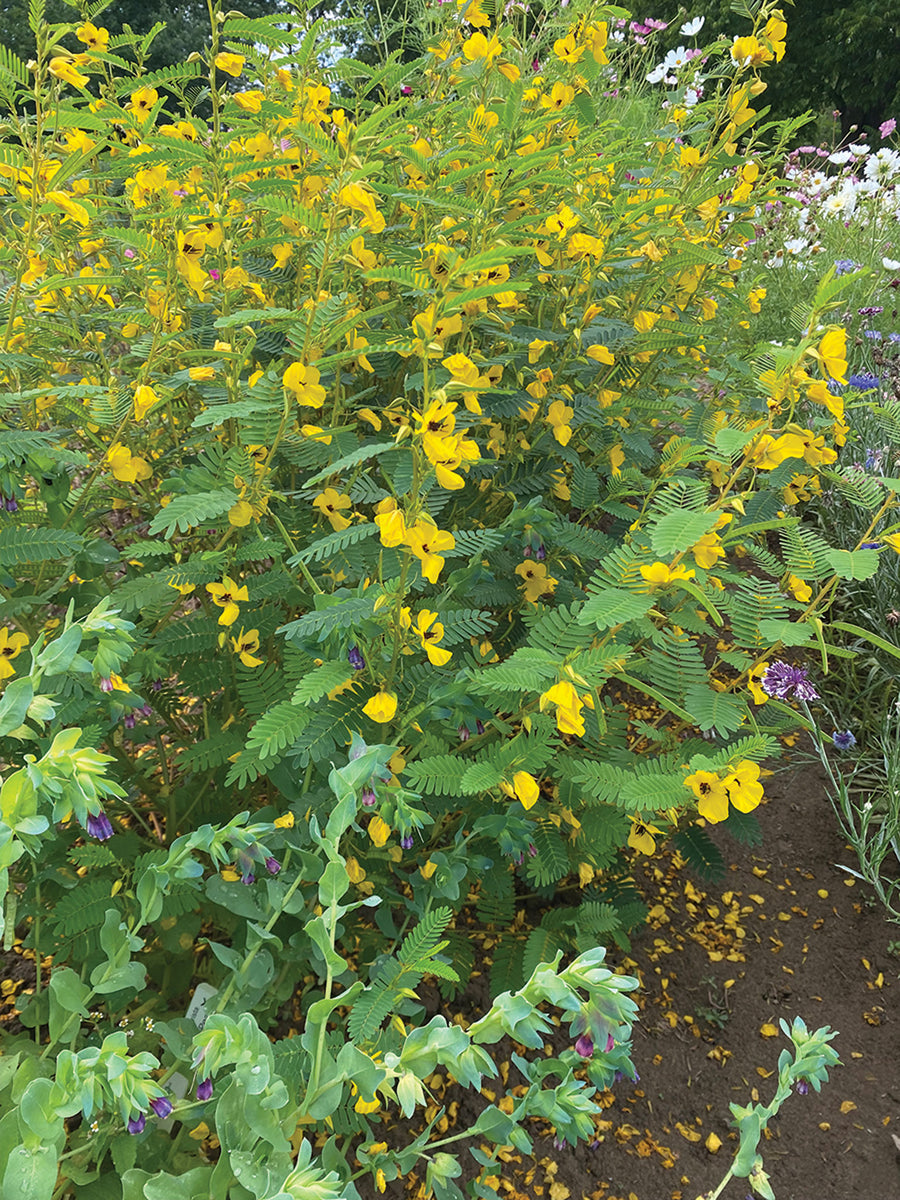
[522, 545, 532, 557]
[86, 811, 114, 841]
[605, 1033, 614, 1052]
[834, 258, 858, 276]
[528, 843, 537, 857]
[400, 834, 414, 850]
[151, 679, 163, 692]
[401, 85, 412, 95]
[123, 248, 136, 259]
[197, 1077, 213, 1101]
[458, 724, 470, 742]
[861, 542, 881, 549]
[361, 786, 377, 807]
[99, 677, 114, 693]
[149, 1095, 173, 1119]
[574, 1033, 593, 1057]
[141, 703, 153, 717]
[761, 661, 820, 702]
[535, 543, 546, 561]
[475, 719, 485, 736]
[848, 373, 879, 389]
[241, 871, 255, 886]
[265, 856, 281, 875]
[5, 498, 17, 512]
[208, 268, 221, 282]
[795, 1079, 809, 1095]
[127, 1114, 146, 1135]
[348, 645, 365, 670]
[859, 306, 884, 316]
[124, 713, 136, 729]
[553, 1137, 567, 1151]
[832, 730, 856, 750]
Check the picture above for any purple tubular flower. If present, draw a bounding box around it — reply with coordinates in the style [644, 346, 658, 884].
[348, 645, 365, 671]
[361, 786, 377, 807]
[574, 1033, 594, 1058]
[458, 724, 470, 742]
[761, 661, 820, 701]
[535, 543, 546, 561]
[86, 810, 114, 841]
[141, 704, 153, 717]
[795, 1079, 809, 1096]
[196, 1078, 213, 1102]
[149, 1095, 173, 1119]
[475, 719, 485, 736]
[5, 498, 17, 512]
[605, 1033, 615, 1053]
[265, 856, 281, 875]
[400, 834, 414, 850]
[124, 713, 136, 729]
[127, 1114, 146, 1135]
[241, 871, 255, 885]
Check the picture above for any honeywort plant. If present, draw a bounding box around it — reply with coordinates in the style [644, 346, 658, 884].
[0, 0, 872, 1191]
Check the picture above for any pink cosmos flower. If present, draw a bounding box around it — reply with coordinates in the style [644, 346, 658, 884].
[881, 118, 897, 138]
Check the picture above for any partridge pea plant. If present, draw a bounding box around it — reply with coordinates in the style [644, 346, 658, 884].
[0, 0, 874, 1193]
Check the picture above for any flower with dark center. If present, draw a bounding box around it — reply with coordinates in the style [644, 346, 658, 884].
[86, 811, 114, 841]
[401, 834, 414, 850]
[361, 786, 377, 807]
[127, 1114, 146, 1135]
[149, 1096, 173, 1119]
[265, 856, 281, 875]
[761, 661, 819, 701]
[574, 1033, 593, 1057]
[348, 645, 365, 670]
[832, 730, 856, 750]
[197, 1078, 213, 1101]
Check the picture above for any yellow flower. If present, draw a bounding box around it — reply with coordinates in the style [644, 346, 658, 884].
[364, 691, 398, 723]
[233, 89, 264, 112]
[684, 769, 729, 823]
[354, 1094, 381, 1114]
[639, 562, 696, 587]
[46, 191, 89, 227]
[49, 56, 90, 88]
[189, 366, 216, 382]
[107, 444, 152, 484]
[283, 361, 326, 408]
[528, 339, 552, 363]
[129, 86, 159, 118]
[133, 383, 159, 421]
[691, 533, 725, 570]
[345, 856, 366, 883]
[586, 344, 614, 366]
[338, 183, 385, 235]
[723, 760, 764, 813]
[747, 661, 769, 706]
[786, 574, 812, 603]
[214, 52, 245, 77]
[231, 627, 264, 668]
[374, 499, 407, 548]
[0, 627, 29, 680]
[540, 680, 585, 737]
[312, 487, 353, 532]
[546, 399, 573, 446]
[229, 500, 254, 527]
[368, 816, 391, 847]
[414, 611, 452, 666]
[815, 328, 848, 384]
[206, 576, 249, 627]
[540, 82, 575, 112]
[77, 22, 109, 51]
[463, 31, 503, 64]
[375, 1168, 387, 1194]
[514, 560, 558, 604]
[274, 812, 295, 828]
[176, 228, 208, 296]
[553, 32, 586, 64]
[404, 520, 455, 584]
[500, 771, 540, 810]
[628, 816, 662, 855]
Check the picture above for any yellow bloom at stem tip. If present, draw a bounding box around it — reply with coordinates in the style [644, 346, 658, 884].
[230, 628, 263, 668]
[0, 627, 29, 681]
[283, 361, 326, 408]
[206, 576, 249, 627]
[214, 53, 245, 77]
[312, 487, 352, 532]
[628, 815, 662, 855]
[640, 561, 695, 587]
[363, 691, 397, 723]
[500, 771, 540, 810]
[133, 383, 159, 421]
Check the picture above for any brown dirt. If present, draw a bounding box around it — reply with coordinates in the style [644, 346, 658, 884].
[372, 760, 900, 1200]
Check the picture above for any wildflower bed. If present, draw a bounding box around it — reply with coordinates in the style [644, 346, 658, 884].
[0, 0, 890, 1197]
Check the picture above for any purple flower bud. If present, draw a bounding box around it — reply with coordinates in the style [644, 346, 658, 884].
[458, 724, 470, 742]
[401, 85, 412, 94]
[475, 720, 485, 736]
[552, 1137, 567, 1151]
[575, 1033, 594, 1057]
[265, 856, 281, 875]
[124, 713, 136, 729]
[5, 498, 17, 512]
[515, 853, 524, 865]
[605, 1033, 615, 1053]
[99, 677, 114, 692]
[361, 787, 377, 807]
[149, 1095, 173, 1119]
[401, 834, 414, 850]
[522, 545, 532, 557]
[535, 543, 546, 561]
[86, 811, 114, 841]
[795, 1079, 809, 1096]
[208, 268, 221, 282]
[528, 843, 537, 857]
[141, 704, 153, 717]
[241, 871, 255, 885]
[151, 679, 163, 692]
[348, 645, 365, 670]
[196, 1077, 213, 1101]
[127, 1114, 146, 1135]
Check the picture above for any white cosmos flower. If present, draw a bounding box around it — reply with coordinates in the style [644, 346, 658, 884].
[680, 16, 705, 37]
[865, 147, 900, 183]
[661, 45, 690, 71]
[849, 142, 868, 156]
[646, 62, 667, 83]
[884, 257, 900, 270]
[828, 150, 853, 165]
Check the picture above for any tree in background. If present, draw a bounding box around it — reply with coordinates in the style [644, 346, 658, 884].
[653, 0, 899, 139]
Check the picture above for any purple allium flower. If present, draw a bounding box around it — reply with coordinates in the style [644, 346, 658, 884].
[149, 1096, 173, 1119]
[361, 786, 377, 807]
[761, 661, 820, 701]
[574, 1033, 594, 1057]
[197, 1078, 213, 1101]
[265, 856, 281, 875]
[348, 645, 365, 670]
[127, 1114, 146, 1135]
[86, 811, 114, 841]
[848, 373, 879, 389]
[400, 834, 414, 850]
[832, 729, 856, 750]
[795, 1079, 809, 1095]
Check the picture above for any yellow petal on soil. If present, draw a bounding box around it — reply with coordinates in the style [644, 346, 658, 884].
[817, 889, 828, 898]
[675, 1122, 701, 1143]
[759, 1022, 779, 1037]
[840, 1100, 857, 1114]
[705, 1132, 722, 1153]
